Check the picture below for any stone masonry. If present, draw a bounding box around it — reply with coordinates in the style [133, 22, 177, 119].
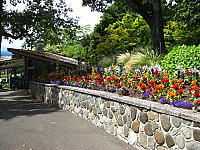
[30, 82, 200, 150]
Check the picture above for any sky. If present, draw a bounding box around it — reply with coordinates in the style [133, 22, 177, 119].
[1, 0, 102, 49]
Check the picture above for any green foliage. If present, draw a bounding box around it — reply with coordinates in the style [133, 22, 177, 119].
[161, 45, 200, 75]
[44, 26, 90, 61]
[92, 14, 151, 60]
[164, 21, 200, 47]
[1, 0, 78, 47]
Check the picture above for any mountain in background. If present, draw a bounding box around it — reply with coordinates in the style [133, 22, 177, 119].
[1, 46, 12, 57]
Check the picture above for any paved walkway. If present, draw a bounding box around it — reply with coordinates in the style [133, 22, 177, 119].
[0, 90, 136, 150]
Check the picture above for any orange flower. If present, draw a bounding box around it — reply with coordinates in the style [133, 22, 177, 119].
[138, 81, 142, 86]
[152, 89, 156, 94]
[159, 84, 164, 89]
[170, 92, 176, 97]
[178, 78, 182, 84]
[127, 81, 131, 85]
[170, 78, 175, 84]
[191, 80, 196, 85]
[156, 85, 160, 90]
[168, 90, 176, 97]
[122, 75, 127, 80]
[193, 84, 198, 91]
[132, 74, 138, 79]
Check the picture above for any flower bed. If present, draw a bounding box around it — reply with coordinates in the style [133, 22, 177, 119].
[36, 65, 200, 111]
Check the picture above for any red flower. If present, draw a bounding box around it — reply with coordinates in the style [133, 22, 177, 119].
[147, 84, 152, 89]
[197, 100, 200, 104]
[195, 91, 199, 98]
[193, 84, 199, 91]
[161, 78, 168, 83]
[186, 68, 190, 75]
[143, 77, 147, 81]
[141, 84, 146, 90]
[173, 84, 179, 90]
[150, 79, 156, 84]
[154, 69, 158, 76]
[178, 88, 183, 94]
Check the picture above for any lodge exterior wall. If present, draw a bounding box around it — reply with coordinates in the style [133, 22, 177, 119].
[30, 81, 200, 150]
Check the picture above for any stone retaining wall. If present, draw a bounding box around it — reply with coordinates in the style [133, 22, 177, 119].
[30, 82, 200, 150]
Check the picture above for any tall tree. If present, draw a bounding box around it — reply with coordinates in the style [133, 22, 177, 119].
[0, 0, 78, 57]
[83, 0, 166, 54]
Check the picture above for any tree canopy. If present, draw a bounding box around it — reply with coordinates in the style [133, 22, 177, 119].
[0, 0, 79, 56]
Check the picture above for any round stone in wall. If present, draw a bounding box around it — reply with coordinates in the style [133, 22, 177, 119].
[127, 117, 132, 128]
[183, 119, 192, 126]
[144, 122, 153, 136]
[152, 122, 159, 132]
[123, 115, 127, 124]
[124, 125, 129, 137]
[120, 105, 125, 115]
[166, 134, 175, 148]
[160, 114, 171, 132]
[118, 115, 123, 126]
[180, 126, 191, 139]
[140, 112, 148, 124]
[148, 137, 156, 150]
[187, 141, 200, 150]
[105, 101, 110, 108]
[193, 129, 200, 142]
[170, 127, 178, 136]
[108, 110, 113, 119]
[175, 134, 185, 149]
[132, 121, 140, 133]
[148, 111, 155, 121]
[154, 130, 165, 145]
[139, 132, 147, 148]
[130, 106, 137, 121]
[172, 116, 181, 128]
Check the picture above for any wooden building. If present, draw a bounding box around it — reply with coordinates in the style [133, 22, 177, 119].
[4, 48, 79, 89]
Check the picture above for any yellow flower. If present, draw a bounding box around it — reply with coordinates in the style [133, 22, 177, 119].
[112, 64, 115, 70]
[92, 66, 94, 73]
[127, 67, 130, 74]
[146, 69, 149, 76]
[163, 70, 169, 76]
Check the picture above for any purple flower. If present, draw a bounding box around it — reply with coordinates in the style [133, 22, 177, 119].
[141, 91, 152, 99]
[172, 100, 192, 109]
[160, 98, 170, 104]
[55, 80, 60, 84]
[83, 84, 88, 88]
[74, 82, 80, 87]
[110, 88, 116, 93]
[66, 82, 71, 86]
[102, 87, 106, 91]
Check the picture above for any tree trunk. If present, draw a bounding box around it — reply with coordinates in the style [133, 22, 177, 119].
[151, 0, 166, 54]
[126, 0, 166, 54]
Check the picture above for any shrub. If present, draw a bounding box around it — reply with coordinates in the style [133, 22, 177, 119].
[161, 45, 200, 75]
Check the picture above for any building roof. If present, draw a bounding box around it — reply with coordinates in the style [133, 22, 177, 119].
[7, 48, 80, 67]
[0, 59, 24, 70]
